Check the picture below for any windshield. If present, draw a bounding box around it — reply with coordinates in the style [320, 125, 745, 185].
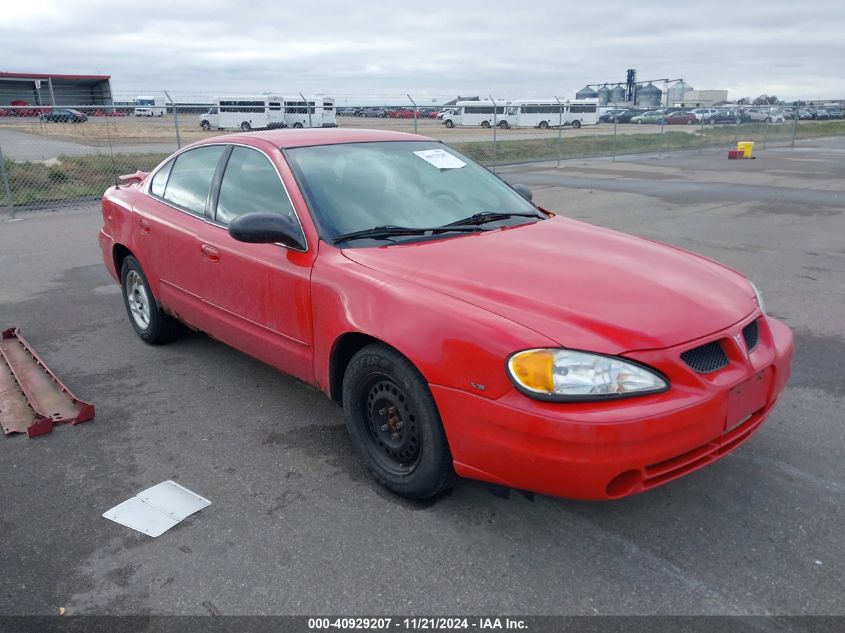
[285, 141, 540, 245]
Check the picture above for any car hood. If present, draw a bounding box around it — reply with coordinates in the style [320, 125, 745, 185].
[341, 216, 756, 354]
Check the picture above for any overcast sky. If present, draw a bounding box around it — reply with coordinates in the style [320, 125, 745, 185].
[2, 0, 843, 102]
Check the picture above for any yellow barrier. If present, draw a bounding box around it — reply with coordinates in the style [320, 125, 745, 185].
[737, 141, 755, 158]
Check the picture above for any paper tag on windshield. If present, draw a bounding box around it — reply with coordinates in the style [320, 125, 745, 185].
[413, 149, 466, 170]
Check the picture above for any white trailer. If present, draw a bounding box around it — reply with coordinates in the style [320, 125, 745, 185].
[510, 99, 599, 129]
[441, 100, 515, 129]
[320, 96, 337, 127]
[134, 96, 166, 117]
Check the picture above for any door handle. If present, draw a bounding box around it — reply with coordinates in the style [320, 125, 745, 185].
[200, 244, 220, 263]
[138, 218, 151, 235]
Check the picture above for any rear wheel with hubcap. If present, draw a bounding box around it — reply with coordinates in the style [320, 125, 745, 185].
[120, 256, 181, 344]
[342, 344, 456, 499]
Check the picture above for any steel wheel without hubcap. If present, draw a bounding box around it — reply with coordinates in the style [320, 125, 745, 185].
[125, 270, 151, 330]
[342, 343, 456, 499]
[363, 375, 422, 475]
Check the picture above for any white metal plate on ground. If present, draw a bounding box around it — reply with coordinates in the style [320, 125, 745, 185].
[137, 480, 211, 522]
[103, 481, 211, 537]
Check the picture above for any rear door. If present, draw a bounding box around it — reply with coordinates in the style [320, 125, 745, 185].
[133, 145, 226, 329]
[196, 145, 315, 383]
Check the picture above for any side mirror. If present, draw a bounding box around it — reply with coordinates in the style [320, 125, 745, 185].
[228, 212, 306, 250]
[512, 184, 533, 202]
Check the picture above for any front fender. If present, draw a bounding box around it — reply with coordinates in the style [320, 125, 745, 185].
[311, 246, 558, 400]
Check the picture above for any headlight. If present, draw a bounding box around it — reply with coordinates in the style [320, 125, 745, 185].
[750, 281, 766, 315]
[507, 349, 668, 401]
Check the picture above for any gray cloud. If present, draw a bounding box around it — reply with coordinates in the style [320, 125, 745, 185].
[2, 0, 843, 101]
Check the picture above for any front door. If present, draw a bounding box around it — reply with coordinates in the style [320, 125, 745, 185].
[197, 145, 315, 383]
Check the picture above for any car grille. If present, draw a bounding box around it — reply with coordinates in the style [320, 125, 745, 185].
[681, 341, 729, 373]
[742, 320, 760, 352]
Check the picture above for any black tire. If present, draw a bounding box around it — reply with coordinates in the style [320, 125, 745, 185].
[240, 121, 251, 131]
[342, 343, 456, 499]
[201, 120, 211, 131]
[293, 122, 304, 128]
[572, 120, 581, 129]
[481, 120, 490, 128]
[538, 120, 549, 129]
[498, 120, 509, 129]
[120, 256, 181, 344]
[444, 119, 454, 128]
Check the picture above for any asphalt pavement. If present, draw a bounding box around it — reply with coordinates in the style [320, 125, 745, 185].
[0, 138, 843, 616]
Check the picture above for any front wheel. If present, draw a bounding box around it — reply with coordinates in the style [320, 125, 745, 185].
[240, 121, 251, 131]
[120, 256, 181, 344]
[342, 344, 456, 500]
[538, 120, 549, 129]
[201, 120, 211, 131]
[481, 120, 490, 128]
[571, 120, 581, 129]
[444, 119, 454, 128]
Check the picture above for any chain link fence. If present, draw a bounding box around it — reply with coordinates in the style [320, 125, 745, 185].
[1, 93, 843, 217]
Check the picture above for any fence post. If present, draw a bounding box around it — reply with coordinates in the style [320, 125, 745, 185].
[299, 92, 313, 128]
[0, 146, 15, 220]
[407, 94, 418, 135]
[164, 90, 181, 149]
[554, 96, 563, 168]
[659, 107, 666, 157]
[489, 95, 497, 172]
[762, 105, 770, 149]
[612, 111, 618, 162]
[790, 105, 799, 147]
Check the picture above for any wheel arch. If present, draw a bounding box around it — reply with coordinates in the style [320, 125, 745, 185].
[329, 332, 409, 405]
[113, 243, 134, 280]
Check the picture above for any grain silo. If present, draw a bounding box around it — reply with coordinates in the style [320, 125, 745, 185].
[576, 85, 598, 100]
[637, 83, 663, 107]
[668, 80, 694, 106]
[610, 84, 626, 104]
[596, 85, 610, 105]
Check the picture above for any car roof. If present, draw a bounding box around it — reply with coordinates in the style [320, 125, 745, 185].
[195, 128, 431, 150]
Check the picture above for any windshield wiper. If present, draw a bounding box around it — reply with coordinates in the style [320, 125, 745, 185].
[441, 211, 543, 227]
[332, 224, 481, 245]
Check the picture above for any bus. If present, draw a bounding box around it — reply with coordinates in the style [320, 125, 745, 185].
[441, 100, 515, 129]
[199, 95, 337, 131]
[199, 95, 285, 131]
[278, 95, 337, 128]
[509, 99, 599, 129]
[134, 96, 166, 117]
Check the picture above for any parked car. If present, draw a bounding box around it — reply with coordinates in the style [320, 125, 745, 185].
[824, 106, 842, 119]
[614, 109, 647, 123]
[39, 108, 88, 123]
[360, 108, 387, 118]
[740, 107, 784, 123]
[663, 111, 698, 125]
[630, 110, 664, 124]
[812, 108, 831, 120]
[98, 128, 793, 501]
[599, 109, 629, 123]
[711, 108, 741, 124]
[690, 108, 718, 123]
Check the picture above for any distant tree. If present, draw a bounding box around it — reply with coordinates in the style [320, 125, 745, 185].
[752, 95, 769, 105]
[767, 95, 779, 104]
[737, 97, 750, 105]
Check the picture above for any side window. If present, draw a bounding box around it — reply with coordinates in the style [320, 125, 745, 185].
[149, 159, 174, 198]
[162, 146, 225, 216]
[215, 147, 298, 229]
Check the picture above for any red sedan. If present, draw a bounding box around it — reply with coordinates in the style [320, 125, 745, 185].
[98, 129, 793, 501]
[664, 111, 698, 125]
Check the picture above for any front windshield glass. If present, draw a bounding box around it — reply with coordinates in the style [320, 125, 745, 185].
[285, 141, 540, 244]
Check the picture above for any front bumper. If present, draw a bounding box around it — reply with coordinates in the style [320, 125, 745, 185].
[433, 315, 793, 500]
